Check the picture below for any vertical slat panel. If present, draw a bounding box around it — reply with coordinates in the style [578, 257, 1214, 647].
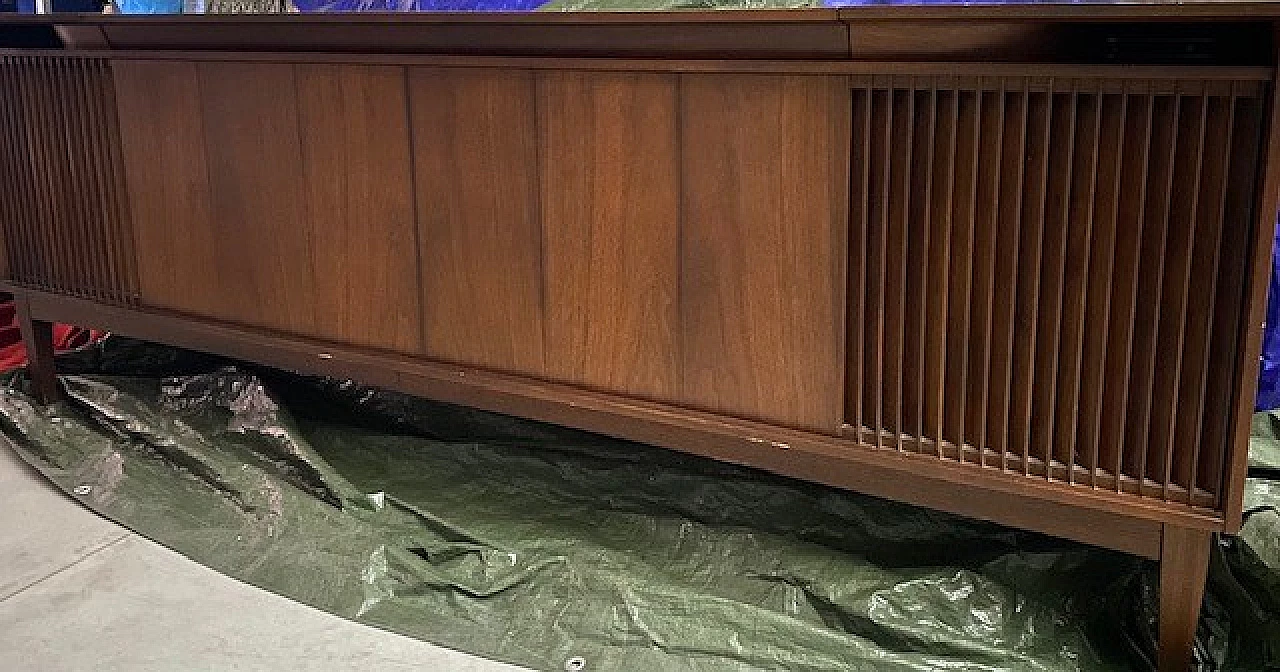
[967, 88, 1004, 462]
[864, 86, 891, 448]
[16, 58, 67, 296]
[1055, 91, 1104, 475]
[72, 59, 109, 301]
[924, 88, 958, 455]
[1204, 96, 1265, 504]
[835, 73, 1259, 507]
[94, 57, 140, 304]
[0, 59, 34, 284]
[1173, 95, 1235, 501]
[46, 58, 88, 300]
[988, 86, 1028, 469]
[66, 58, 110, 303]
[1091, 94, 1152, 488]
[883, 87, 912, 448]
[847, 86, 871, 433]
[1010, 87, 1052, 474]
[1125, 95, 1179, 491]
[944, 89, 980, 455]
[1151, 94, 1209, 499]
[902, 87, 933, 447]
[0, 56, 136, 304]
[10, 57, 45, 288]
[1031, 86, 1075, 476]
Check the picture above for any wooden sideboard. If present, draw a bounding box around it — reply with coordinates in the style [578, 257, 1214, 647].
[3, 7, 1279, 668]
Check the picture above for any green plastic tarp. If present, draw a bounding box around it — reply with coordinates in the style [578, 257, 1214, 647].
[1, 337, 1277, 671]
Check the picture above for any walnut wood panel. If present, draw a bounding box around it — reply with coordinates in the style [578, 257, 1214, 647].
[115, 60, 422, 353]
[680, 74, 849, 432]
[408, 68, 545, 377]
[294, 64, 421, 353]
[0, 55, 135, 305]
[846, 75, 1266, 509]
[537, 72, 681, 401]
[114, 60, 218, 317]
[198, 62, 316, 336]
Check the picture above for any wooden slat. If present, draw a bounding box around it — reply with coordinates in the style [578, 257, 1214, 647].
[1173, 95, 1235, 501]
[900, 87, 925, 446]
[924, 88, 958, 455]
[987, 87, 1028, 469]
[1054, 91, 1104, 476]
[1203, 95, 1264, 504]
[39, 58, 73, 296]
[905, 87, 937, 446]
[410, 67, 545, 376]
[679, 74, 848, 432]
[44, 59, 87, 301]
[539, 71, 681, 401]
[883, 87, 912, 448]
[1010, 87, 1052, 475]
[967, 88, 1004, 463]
[8, 58, 44, 288]
[99, 58, 140, 302]
[1031, 86, 1076, 477]
[1151, 95, 1209, 499]
[944, 89, 980, 455]
[295, 64, 421, 354]
[65, 58, 109, 304]
[0, 61, 33, 284]
[1125, 95, 1179, 490]
[0, 56, 135, 303]
[846, 86, 871, 433]
[1091, 94, 1153, 488]
[864, 87, 891, 448]
[16, 58, 66, 297]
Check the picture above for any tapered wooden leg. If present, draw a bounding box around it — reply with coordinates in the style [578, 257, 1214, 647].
[15, 297, 59, 404]
[1159, 524, 1212, 672]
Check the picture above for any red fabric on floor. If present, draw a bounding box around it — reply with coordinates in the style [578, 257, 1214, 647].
[0, 300, 104, 371]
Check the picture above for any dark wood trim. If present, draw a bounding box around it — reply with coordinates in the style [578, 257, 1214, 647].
[9, 284, 1217, 557]
[5, 50, 1271, 85]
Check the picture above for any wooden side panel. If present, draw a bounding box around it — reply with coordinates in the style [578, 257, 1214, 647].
[409, 68, 545, 376]
[115, 60, 220, 317]
[538, 72, 681, 401]
[295, 64, 421, 353]
[198, 62, 316, 336]
[679, 74, 848, 432]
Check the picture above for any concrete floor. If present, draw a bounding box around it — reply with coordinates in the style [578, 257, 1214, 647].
[0, 442, 525, 672]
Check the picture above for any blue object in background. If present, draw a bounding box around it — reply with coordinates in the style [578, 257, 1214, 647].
[1258, 214, 1280, 410]
[115, 0, 183, 12]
